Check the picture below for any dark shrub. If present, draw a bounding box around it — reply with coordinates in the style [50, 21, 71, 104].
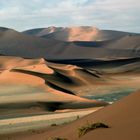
[78, 122, 109, 137]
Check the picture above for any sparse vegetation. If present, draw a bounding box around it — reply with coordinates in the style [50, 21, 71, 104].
[48, 137, 67, 140]
[78, 122, 109, 137]
[51, 123, 57, 126]
[76, 115, 80, 120]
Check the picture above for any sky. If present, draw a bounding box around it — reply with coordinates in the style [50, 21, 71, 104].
[0, 0, 140, 32]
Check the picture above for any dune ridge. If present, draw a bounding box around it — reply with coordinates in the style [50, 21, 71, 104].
[41, 90, 140, 140]
[0, 56, 109, 117]
[0, 55, 139, 113]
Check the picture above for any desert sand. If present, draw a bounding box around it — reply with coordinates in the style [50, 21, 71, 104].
[2, 90, 139, 140]
[0, 107, 102, 135]
[0, 56, 109, 117]
[0, 26, 140, 140]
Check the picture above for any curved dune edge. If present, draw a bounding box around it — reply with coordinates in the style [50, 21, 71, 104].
[41, 90, 140, 140]
[2, 90, 139, 140]
[0, 56, 108, 114]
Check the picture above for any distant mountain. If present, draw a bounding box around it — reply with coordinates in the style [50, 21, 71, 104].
[0, 27, 65, 59]
[23, 26, 138, 41]
[0, 27, 140, 60]
[0, 27, 9, 32]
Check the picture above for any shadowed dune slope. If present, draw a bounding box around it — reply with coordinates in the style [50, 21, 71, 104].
[29, 90, 140, 140]
[0, 27, 66, 59]
[0, 56, 139, 112]
[0, 27, 140, 59]
[49, 57, 140, 74]
[0, 56, 108, 113]
[2, 90, 140, 140]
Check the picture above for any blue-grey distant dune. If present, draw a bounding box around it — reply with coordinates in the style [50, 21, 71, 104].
[0, 27, 140, 60]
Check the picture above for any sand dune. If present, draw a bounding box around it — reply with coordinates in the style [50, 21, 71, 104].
[48, 57, 140, 70]
[41, 90, 140, 140]
[1, 56, 139, 97]
[5, 90, 139, 140]
[0, 56, 109, 117]
[0, 27, 140, 59]
[0, 56, 139, 115]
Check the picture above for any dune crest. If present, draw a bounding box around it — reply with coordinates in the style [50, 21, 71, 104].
[37, 90, 140, 140]
[0, 56, 109, 116]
